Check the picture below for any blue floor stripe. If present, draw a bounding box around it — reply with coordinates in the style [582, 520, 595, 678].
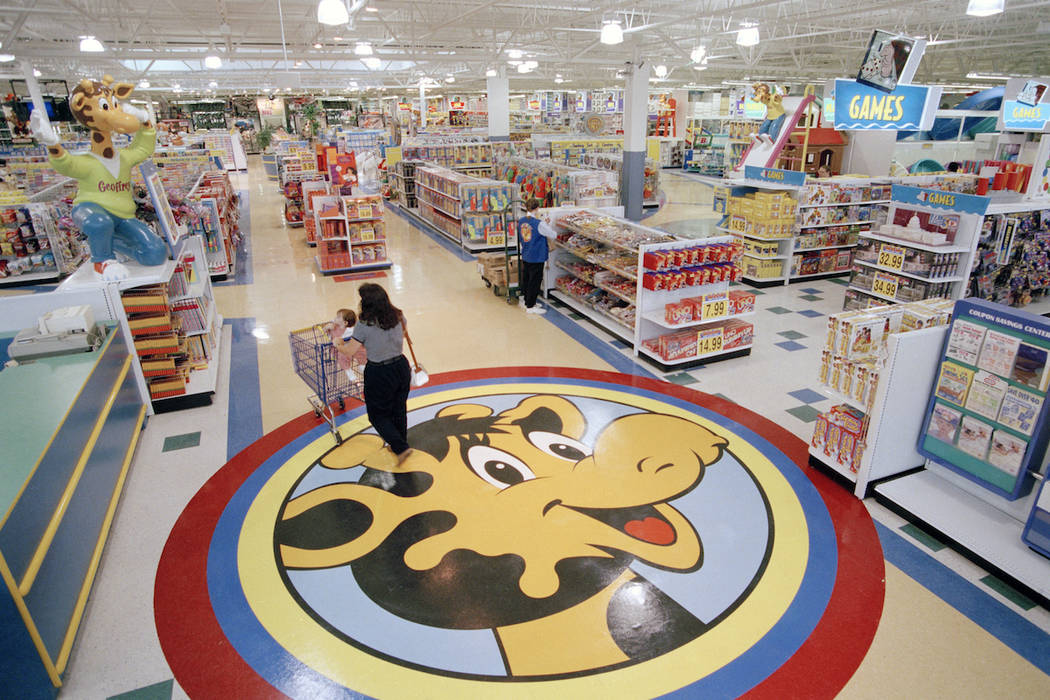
[876, 521, 1050, 674]
[215, 189, 254, 286]
[541, 303, 658, 380]
[225, 317, 263, 458]
[388, 204, 475, 262]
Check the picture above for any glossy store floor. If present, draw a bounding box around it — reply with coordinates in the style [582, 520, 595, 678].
[13, 159, 1049, 698]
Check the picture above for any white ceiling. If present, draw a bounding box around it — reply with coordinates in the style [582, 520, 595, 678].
[1, 0, 1048, 98]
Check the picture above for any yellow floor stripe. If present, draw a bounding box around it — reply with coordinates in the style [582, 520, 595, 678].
[18, 357, 132, 597]
[56, 402, 146, 675]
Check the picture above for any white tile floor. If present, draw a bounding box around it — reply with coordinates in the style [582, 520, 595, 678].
[42, 162, 1050, 698]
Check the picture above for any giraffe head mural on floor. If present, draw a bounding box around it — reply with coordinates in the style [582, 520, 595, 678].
[276, 394, 729, 676]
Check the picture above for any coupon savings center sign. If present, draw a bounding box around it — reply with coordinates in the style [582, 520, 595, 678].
[833, 79, 941, 131]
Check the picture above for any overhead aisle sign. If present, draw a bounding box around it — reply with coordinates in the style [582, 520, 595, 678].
[997, 77, 1050, 132]
[833, 79, 941, 131]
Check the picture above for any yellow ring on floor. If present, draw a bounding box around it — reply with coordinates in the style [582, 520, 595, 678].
[238, 382, 809, 697]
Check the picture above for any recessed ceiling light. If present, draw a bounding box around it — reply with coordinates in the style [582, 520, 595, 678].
[363, 56, 381, 69]
[139, 79, 150, 88]
[333, 36, 343, 41]
[508, 60, 522, 66]
[654, 64, 668, 78]
[313, 42, 323, 49]
[486, 69, 497, 77]
[209, 80, 218, 88]
[691, 46, 706, 63]
[355, 42, 373, 56]
[365, 5, 378, 11]
[507, 49, 523, 59]
[554, 77, 564, 84]
[33, 69, 42, 78]
[446, 76, 455, 83]
[0, 54, 15, 62]
[205, 52, 222, 69]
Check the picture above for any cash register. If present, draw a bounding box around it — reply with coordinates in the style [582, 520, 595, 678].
[7, 305, 104, 361]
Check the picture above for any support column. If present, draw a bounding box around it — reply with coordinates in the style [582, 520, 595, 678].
[487, 70, 509, 141]
[418, 83, 426, 132]
[622, 61, 650, 220]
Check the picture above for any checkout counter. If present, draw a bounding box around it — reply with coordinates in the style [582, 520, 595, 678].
[0, 290, 145, 697]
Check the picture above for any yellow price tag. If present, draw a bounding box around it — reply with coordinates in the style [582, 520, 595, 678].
[871, 272, 899, 300]
[701, 293, 729, 320]
[697, 328, 724, 357]
[488, 234, 505, 246]
[877, 244, 905, 271]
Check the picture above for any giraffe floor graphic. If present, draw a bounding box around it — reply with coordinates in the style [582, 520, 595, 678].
[155, 368, 884, 699]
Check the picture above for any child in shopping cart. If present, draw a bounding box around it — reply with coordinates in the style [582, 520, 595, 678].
[327, 308, 366, 375]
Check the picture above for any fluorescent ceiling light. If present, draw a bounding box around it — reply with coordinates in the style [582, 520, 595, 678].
[486, 69, 497, 77]
[966, 0, 1004, 17]
[446, 76, 455, 83]
[508, 60, 522, 66]
[205, 53, 222, 69]
[139, 79, 150, 88]
[737, 23, 760, 47]
[600, 20, 623, 45]
[694, 65, 708, 72]
[209, 80, 218, 87]
[691, 46, 706, 63]
[0, 54, 14, 62]
[507, 49, 523, 59]
[354, 42, 373, 55]
[317, 0, 350, 26]
[333, 35, 343, 41]
[33, 69, 42, 78]
[365, 5, 378, 11]
[79, 36, 104, 52]
[966, 72, 1012, 80]
[654, 64, 668, 78]
[313, 42, 323, 49]
[517, 64, 530, 73]
[524, 60, 538, 69]
[363, 56, 381, 69]
[554, 77, 564, 84]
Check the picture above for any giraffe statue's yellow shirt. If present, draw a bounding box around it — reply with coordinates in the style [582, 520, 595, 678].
[47, 127, 156, 220]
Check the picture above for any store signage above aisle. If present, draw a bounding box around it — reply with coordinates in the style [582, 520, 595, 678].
[918, 298, 1050, 501]
[832, 79, 941, 131]
[891, 185, 991, 216]
[743, 165, 807, 188]
[997, 77, 1050, 132]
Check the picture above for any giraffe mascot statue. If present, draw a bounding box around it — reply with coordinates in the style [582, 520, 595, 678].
[29, 75, 167, 280]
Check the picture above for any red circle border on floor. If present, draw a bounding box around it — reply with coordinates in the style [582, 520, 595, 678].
[154, 367, 884, 699]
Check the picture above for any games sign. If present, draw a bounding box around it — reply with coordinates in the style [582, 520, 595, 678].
[997, 77, 1050, 132]
[833, 79, 940, 131]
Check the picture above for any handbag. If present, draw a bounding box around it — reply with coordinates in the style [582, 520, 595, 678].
[404, 330, 428, 387]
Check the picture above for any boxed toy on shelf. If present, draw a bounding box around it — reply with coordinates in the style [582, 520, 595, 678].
[414, 165, 517, 251]
[969, 207, 1050, 309]
[812, 299, 955, 476]
[0, 203, 86, 283]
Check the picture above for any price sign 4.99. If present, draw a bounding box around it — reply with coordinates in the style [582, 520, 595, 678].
[871, 272, 900, 300]
[877, 244, 905, 271]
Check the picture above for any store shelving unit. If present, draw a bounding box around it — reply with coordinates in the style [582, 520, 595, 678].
[0, 198, 87, 285]
[300, 179, 330, 246]
[968, 201, 1050, 311]
[312, 194, 391, 274]
[401, 142, 497, 177]
[844, 184, 987, 310]
[389, 159, 423, 210]
[414, 165, 517, 253]
[494, 156, 619, 209]
[547, 209, 753, 370]
[578, 152, 660, 207]
[188, 171, 240, 279]
[719, 176, 802, 287]
[57, 235, 223, 414]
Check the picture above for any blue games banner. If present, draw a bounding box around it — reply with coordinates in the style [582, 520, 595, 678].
[743, 166, 807, 187]
[890, 185, 991, 216]
[997, 77, 1050, 133]
[833, 78, 940, 131]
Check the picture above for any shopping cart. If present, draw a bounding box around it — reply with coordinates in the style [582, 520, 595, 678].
[288, 324, 365, 443]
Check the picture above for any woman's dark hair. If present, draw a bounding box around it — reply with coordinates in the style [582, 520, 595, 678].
[358, 282, 402, 330]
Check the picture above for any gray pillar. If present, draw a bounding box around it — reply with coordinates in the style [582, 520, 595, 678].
[487, 70, 510, 141]
[622, 61, 650, 220]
